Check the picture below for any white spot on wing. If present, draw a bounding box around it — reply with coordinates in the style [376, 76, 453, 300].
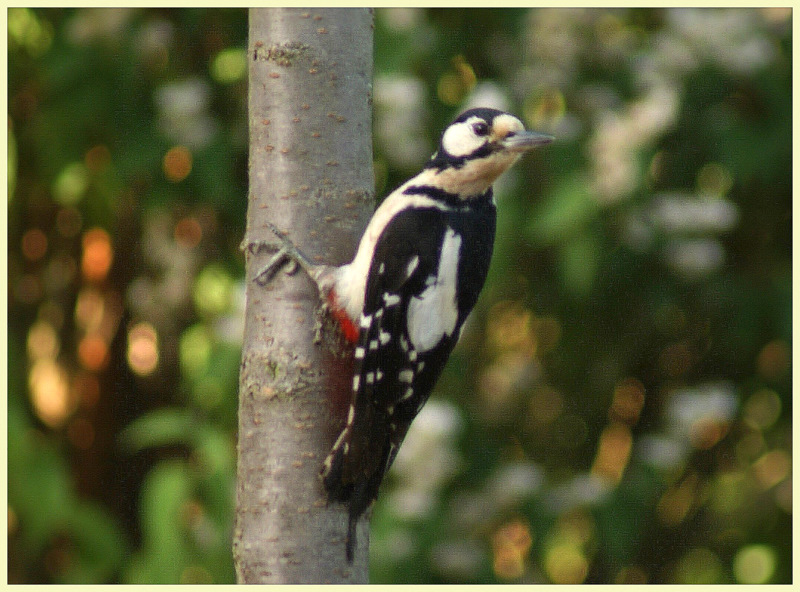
[383, 293, 401, 307]
[360, 314, 372, 329]
[354, 347, 365, 359]
[406, 255, 420, 279]
[398, 369, 414, 383]
[331, 427, 348, 451]
[352, 375, 360, 392]
[407, 227, 462, 353]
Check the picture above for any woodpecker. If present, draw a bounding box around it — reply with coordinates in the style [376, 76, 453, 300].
[253, 107, 552, 561]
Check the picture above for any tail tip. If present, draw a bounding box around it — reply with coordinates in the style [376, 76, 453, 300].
[345, 515, 358, 563]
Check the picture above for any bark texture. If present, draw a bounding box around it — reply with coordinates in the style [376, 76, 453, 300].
[235, 8, 374, 583]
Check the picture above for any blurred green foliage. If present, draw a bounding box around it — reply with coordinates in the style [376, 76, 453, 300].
[7, 8, 791, 584]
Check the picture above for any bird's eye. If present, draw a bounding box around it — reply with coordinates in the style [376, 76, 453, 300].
[472, 121, 489, 136]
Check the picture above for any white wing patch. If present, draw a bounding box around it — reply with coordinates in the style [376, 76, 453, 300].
[406, 227, 462, 353]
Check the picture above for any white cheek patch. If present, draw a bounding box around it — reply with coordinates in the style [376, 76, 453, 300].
[406, 227, 461, 352]
[441, 117, 488, 158]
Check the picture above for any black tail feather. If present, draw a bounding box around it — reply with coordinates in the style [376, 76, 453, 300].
[345, 512, 358, 563]
[324, 436, 400, 562]
[321, 443, 353, 503]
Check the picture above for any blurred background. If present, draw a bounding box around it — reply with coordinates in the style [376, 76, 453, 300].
[7, 7, 792, 584]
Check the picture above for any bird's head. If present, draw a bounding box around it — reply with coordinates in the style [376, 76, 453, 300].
[424, 107, 553, 198]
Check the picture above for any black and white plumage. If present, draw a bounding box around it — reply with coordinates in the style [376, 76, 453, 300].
[256, 107, 552, 562]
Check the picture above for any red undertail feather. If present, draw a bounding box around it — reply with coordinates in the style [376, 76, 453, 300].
[327, 290, 360, 344]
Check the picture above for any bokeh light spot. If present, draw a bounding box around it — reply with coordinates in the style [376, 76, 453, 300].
[174, 216, 203, 248]
[21, 228, 48, 261]
[210, 47, 247, 85]
[657, 474, 699, 526]
[27, 320, 60, 360]
[75, 287, 105, 332]
[163, 145, 193, 182]
[78, 334, 109, 371]
[544, 542, 588, 584]
[8, 8, 53, 56]
[81, 227, 113, 282]
[591, 422, 633, 484]
[486, 300, 535, 355]
[609, 377, 646, 424]
[436, 55, 476, 106]
[697, 162, 733, 196]
[53, 162, 90, 205]
[491, 519, 533, 580]
[193, 264, 233, 317]
[524, 87, 566, 129]
[742, 388, 782, 430]
[710, 470, 749, 514]
[752, 450, 790, 490]
[774, 479, 791, 514]
[28, 358, 73, 428]
[674, 547, 722, 584]
[84, 144, 111, 173]
[689, 417, 729, 450]
[180, 324, 212, 378]
[733, 544, 776, 584]
[756, 339, 790, 382]
[127, 322, 160, 376]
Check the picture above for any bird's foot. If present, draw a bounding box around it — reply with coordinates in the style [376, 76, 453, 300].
[243, 222, 316, 286]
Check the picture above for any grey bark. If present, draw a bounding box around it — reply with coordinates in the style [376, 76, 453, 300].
[235, 8, 374, 584]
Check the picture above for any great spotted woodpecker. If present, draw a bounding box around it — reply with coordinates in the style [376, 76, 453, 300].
[254, 107, 552, 561]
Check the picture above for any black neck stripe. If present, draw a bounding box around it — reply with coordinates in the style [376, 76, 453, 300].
[402, 184, 493, 208]
[427, 143, 495, 171]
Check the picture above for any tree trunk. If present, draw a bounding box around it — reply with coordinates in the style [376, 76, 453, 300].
[234, 8, 374, 584]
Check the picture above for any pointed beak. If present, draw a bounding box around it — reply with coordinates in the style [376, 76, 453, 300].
[502, 130, 555, 152]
